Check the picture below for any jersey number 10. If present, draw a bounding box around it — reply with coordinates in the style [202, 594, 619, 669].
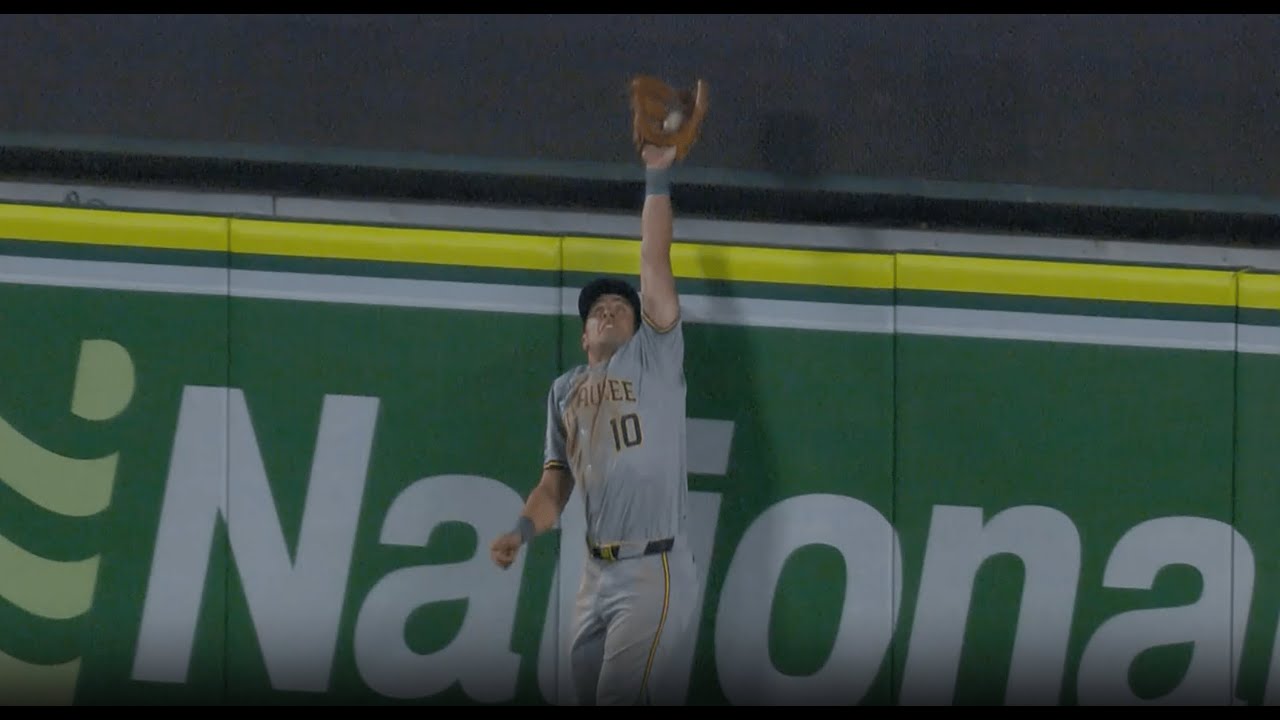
[610, 413, 643, 451]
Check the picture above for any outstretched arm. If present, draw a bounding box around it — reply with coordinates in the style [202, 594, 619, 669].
[639, 144, 680, 330]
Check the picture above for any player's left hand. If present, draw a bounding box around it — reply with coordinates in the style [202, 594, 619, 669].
[490, 531, 521, 570]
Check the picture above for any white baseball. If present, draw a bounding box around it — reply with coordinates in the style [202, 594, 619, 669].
[663, 110, 684, 132]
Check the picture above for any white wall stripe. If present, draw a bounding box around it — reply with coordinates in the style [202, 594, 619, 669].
[897, 306, 1236, 352]
[229, 270, 561, 315]
[0, 255, 228, 295]
[1236, 325, 1280, 356]
[557, 286, 895, 334]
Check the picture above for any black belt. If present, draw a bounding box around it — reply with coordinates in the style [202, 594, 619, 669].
[589, 537, 673, 561]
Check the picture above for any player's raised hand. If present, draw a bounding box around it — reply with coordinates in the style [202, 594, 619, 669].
[490, 531, 521, 569]
[642, 144, 677, 170]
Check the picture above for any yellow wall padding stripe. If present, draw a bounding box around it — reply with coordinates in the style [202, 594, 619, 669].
[897, 253, 1238, 306]
[0, 203, 226, 252]
[1, 202, 1260, 309]
[563, 236, 895, 289]
[232, 218, 561, 271]
[1239, 273, 1280, 311]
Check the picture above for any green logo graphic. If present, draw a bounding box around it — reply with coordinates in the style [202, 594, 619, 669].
[0, 340, 133, 704]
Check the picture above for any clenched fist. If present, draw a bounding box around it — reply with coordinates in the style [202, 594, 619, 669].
[490, 531, 521, 569]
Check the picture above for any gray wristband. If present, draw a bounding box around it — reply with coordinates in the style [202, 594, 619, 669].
[514, 516, 535, 544]
[646, 167, 671, 197]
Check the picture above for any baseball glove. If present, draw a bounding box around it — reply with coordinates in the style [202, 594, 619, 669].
[630, 75, 708, 162]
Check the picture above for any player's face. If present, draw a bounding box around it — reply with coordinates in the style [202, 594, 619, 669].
[582, 294, 637, 354]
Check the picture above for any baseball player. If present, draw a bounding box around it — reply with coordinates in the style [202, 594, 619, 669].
[490, 142, 696, 706]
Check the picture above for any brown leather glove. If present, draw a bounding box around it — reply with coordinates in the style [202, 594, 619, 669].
[629, 75, 709, 162]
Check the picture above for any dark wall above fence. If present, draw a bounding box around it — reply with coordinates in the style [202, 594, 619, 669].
[3, 14, 1279, 223]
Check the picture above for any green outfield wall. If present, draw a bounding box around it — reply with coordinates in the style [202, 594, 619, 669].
[1, 202, 1278, 705]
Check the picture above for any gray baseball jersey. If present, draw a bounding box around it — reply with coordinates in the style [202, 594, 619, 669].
[544, 313, 688, 549]
[545, 309, 696, 705]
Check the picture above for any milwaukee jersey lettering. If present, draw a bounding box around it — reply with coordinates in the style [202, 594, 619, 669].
[544, 314, 687, 546]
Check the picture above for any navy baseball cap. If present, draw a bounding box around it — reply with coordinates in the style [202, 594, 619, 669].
[578, 277, 642, 328]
